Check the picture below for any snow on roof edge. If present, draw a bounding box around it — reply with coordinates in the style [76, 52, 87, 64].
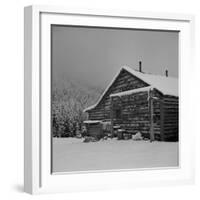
[110, 86, 153, 97]
[84, 67, 124, 112]
[83, 104, 97, 112]
[123, 66, 178, 97]
[83, 120, 102, 124]
[84, 66, 178, 112]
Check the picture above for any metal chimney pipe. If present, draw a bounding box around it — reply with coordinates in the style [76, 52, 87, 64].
[139, 61, 142, 72]
[165, 70, 168, 77]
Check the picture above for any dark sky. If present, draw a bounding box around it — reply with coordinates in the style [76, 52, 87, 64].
[52, 25, 178, 89]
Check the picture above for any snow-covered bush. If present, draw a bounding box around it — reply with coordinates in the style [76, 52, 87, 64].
[52, 80, 101, 137]
[132, 132, 143, 141]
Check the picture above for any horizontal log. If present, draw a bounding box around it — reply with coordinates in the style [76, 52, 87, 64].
[164, 101, 178, 105]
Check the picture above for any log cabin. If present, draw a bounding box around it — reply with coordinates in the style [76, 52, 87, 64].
[84, 65, 178, 141]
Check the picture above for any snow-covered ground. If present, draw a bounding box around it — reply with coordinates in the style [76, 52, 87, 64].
[52, 138, 179, 173]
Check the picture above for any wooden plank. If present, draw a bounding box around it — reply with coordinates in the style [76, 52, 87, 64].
[160, 99, 165, 141]
[149, 91, 154, 142]
[110, 97, 114, 136]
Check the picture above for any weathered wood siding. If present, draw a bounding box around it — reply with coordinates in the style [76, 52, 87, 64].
[152, 90, 163, 140]
[163, 95, 179, 141]
[87, 69, 179, 141]
[111, 91, 150, 137]
[88, 69, 148, 120]
[110, 89, 163, 139]
[85, 123, 104, 138]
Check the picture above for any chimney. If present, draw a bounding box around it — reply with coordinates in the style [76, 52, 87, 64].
[165, 70, 168, 77]
[139, 61, 142, 72]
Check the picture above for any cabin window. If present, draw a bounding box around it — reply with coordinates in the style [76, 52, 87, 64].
[115, 108, 122, 119]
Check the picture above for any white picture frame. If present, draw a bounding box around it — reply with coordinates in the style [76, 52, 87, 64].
[24, 5, 195, 194]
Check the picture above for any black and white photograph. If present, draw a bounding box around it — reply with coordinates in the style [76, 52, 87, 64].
[51, 25, 179, 173]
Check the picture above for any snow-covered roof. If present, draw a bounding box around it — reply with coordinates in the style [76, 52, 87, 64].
[84, 66, 178, 112]
[110, 86, 153, 98]
[123, 66, 178, 97]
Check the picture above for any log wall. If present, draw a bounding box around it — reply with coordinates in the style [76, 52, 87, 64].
[152, 90, 163, 140]
[88, 69, 148, 120]
[163, 95, 179, 141]
[87, 69, 179, 141]
[112, 91, 150, 137]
